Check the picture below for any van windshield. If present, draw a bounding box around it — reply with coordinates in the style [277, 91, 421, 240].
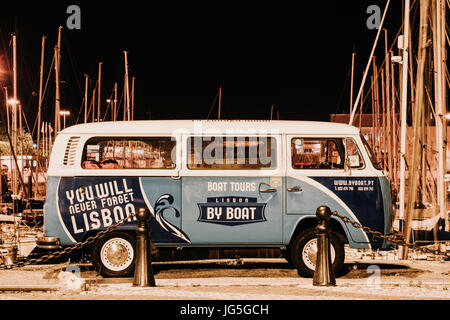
[360, 134, 382, 170]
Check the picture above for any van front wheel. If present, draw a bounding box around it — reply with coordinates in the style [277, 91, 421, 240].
[92, 232, 136, 277]
[290, 228, 344, 278]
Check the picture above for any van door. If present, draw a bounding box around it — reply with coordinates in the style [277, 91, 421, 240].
[285, 135, 383, 245]
[180, 135, 283, 245]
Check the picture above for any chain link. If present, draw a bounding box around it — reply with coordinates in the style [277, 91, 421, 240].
[0, 212, 136, 270]
[331, 210, 444, 256]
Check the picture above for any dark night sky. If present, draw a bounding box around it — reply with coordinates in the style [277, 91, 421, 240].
[0, 1, 403, 132]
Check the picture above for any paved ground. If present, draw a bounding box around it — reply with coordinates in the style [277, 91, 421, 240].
[0, 258, 448, 301]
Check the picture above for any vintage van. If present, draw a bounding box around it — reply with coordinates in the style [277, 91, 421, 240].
[37, 120, 393, 277]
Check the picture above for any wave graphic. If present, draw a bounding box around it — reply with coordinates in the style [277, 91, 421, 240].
[154, 194, 191, 243]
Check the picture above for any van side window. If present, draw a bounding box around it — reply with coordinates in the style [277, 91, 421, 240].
[81, 137, 176, 169]
[291, 138, 344, 169]
[187, 136, 276, 170]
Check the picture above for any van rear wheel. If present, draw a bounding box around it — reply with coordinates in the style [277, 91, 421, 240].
[290, 228, 344, 278]
[92, 232, 136, 277]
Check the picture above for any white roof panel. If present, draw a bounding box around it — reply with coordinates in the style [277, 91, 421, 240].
[60, 120, 360, 136]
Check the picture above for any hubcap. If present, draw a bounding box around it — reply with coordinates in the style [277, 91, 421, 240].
[101, 238, 134, 271]
[302, 239, 336, 271]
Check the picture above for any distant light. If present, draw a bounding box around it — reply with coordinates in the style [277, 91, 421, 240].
[446, 114, 450, 120]
[391, 56, 402, 64]
[59, 110, 70, 116]
[7, 99, 19, 105]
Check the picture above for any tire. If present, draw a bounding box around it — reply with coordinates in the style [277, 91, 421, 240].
[290, 228, 345, 278]
[92, 232, 136, 277]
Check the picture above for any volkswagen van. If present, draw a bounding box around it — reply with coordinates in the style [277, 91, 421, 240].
[37, 120, 393, 277]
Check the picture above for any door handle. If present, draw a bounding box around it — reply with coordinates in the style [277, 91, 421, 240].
[260, 188, 277, 193]
[287, 187, 302, 192]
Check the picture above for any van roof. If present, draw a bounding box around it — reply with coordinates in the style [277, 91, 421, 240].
[60, 120, 360, 135]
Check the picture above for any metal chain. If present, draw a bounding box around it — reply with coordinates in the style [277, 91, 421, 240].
[0, 212, 136, 270]
[331, 210, 444, 256]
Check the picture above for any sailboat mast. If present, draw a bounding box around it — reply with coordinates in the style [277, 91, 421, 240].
[433, 0, 446, 225]
[441, 0, 448, 231]
[34, 35, 45, 198]
[350, 50, 355, 114]
[218, 86, 222, 120]
[54, 26, 62, 137]
[398, 0, 410, 231]
[131, 76, 135, 120]
[84, 74, 88, 123]
[12, 34, 18, 195]
[124, 51, 130, 121]
[113, 82, 117, 122]
[97, 62, 102, 122]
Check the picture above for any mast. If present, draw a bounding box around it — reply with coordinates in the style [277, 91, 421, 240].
[131, 77, 135, 120]
[91, 86, 96, 122]
[403, 0, 430, 259]
[441, 0, 448, 231]
[348, 0, 391, 125]
[97, 62, 102, 122]
[84, 74, 88, 123]
[384, 30, 392, 180]
[350, 49, 356, 114]
[124, 51, 130, 121]
[113, 82, 117, 121]
[54, 26, 62, 136]
[398, 0, 410, 240]
[390, 49, 398, 192]
[218, 86, 222, 120]
[34, 36, 45, 198]
[432, 0, 446, 226]
[12, 34, 18, 195]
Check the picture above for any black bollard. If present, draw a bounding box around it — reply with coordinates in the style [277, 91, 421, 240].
[133, 208, 156, 287]
[313, 205, 336, 286]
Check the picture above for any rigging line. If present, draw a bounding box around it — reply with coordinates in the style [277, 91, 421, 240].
[333, 66, 351, 115]
[30, 53, 55, 136]
[86, 80, 99, 121]
[206, 89, 219, 120]
[116, 86, 124, 121]
[0, 90, 26, 195]
[102, 88, 115, 122]
[74, 97, 85, 125]
[349, 0, 391, 125]
[20, 102, 31, 135]
[446, 67, 450, 88]
[61, 28, 83, 98]
[370, 0, 419, 77]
